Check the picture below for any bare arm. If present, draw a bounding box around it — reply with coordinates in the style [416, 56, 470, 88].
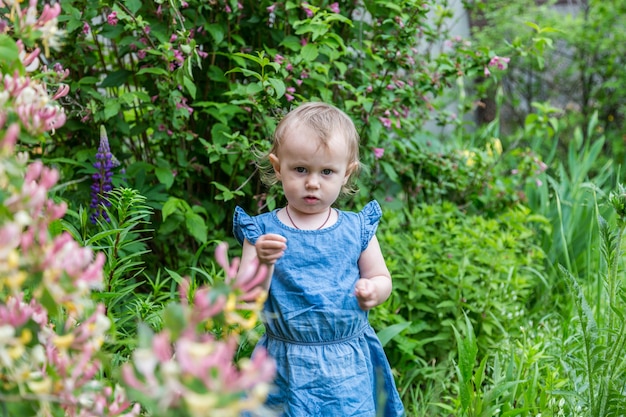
[354, 235, 392, 311]
[238, 234, 287, 290]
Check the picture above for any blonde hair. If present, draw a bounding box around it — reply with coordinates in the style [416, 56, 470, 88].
[259, 101, 361, 195]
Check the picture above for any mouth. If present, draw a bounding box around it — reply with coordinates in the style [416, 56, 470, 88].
[303, 196, 319, 204]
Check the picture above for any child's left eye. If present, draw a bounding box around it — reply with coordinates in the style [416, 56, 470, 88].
[321, 169, 333, 175]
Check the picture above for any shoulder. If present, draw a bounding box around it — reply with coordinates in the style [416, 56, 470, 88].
[340, 200, 381, 223]
[233, 206, 275, 244]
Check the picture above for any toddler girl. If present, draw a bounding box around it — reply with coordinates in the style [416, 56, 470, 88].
[234, 101, 404, 416]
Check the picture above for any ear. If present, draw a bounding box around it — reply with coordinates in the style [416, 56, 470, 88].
[343, 161, 359, 185]
[269, 153, 282, 180]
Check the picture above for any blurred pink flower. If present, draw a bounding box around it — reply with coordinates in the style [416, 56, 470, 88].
[302, 4, 314, 18]
[378, 117, 392, 129]
[488, 55, 510, 70]
[329, 2, 340, 13]
[107, 11, 118, 26]
[373, 148, 385, 159]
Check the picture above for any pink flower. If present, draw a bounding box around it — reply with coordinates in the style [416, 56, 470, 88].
[285, 86, 296, 102]
[267, 4, 276, 13]
[215, 242, 238, 279]
[484, 66, 491, 77]
[82, 22, 90, 35]
[488, 55, 511, 70]
[302, 4, 314, 18]
[373, 148, 385, 159]
[274, 54, 284, 64]
[329, 2, 340, 13]
[379, 117, 392, 129]
[107, 11, 118, 26]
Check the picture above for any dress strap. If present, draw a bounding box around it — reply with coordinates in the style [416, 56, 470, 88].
[264, 323, 369, 346]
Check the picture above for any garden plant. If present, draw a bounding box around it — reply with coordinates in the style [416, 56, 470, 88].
[2, 0, 626, 416]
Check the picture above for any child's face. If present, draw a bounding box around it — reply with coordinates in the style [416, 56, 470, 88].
[269, 124, 355, 215]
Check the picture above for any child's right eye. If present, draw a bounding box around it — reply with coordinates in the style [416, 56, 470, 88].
[295, 167, 307, 173]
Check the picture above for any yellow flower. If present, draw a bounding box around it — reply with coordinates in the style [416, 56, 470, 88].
[28, 377, 52, 395]
[8, 344, 24, 360]
[7, 250, 19, 269]
[492, 138, 503, 155]
[460, 149, 475, 167]
[184, 391, 218, 416]
[19, 328, 32, 345]
[53, 333, 75, 350]
[225, 293, 237, 312]
[6, 271, 27, 291]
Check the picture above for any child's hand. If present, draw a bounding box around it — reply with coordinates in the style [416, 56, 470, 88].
[255, 233, 287, 265]
[354, 278, 377, 311]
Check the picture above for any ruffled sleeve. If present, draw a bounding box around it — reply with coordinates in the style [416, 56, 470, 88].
[233, 206, 262, 245]
[360, 200, 382, 251]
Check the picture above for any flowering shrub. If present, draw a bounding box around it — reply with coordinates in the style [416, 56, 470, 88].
[1, 1, 275, 416]
[121, 244, 275, 417]
[35, 0, 510, 273]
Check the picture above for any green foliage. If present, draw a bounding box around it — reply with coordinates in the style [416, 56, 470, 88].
[373, 201, 547, 405]
[557, 186, 626, 416]
[469, 0, 626, 168]
[44, 0, 505, 274]
[61, 188, 174, 356]
[451, 312, 570, 417]
[524, 112, 615, 280]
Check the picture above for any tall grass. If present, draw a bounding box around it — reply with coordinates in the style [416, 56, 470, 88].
[557, 184, 626, 416]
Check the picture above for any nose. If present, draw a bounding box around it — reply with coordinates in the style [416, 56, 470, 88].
[305, 174, 320, 189]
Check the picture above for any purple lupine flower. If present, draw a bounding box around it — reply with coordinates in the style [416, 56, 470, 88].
[90, 126, 119, 223]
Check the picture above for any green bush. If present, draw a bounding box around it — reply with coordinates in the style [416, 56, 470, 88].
[373, 201, 547, 398]
[43, 0, 504, 275]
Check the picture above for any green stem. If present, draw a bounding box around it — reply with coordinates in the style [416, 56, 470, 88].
[607, 225, 623, 334]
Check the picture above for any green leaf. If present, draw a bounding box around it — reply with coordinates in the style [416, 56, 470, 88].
[267, 78, 286, 98]
[136, 67, 170, 76]
[155, 166, 175, 189]
[99, 69, 131, 88]
[125, 0, 142, 14]
[377, 321, 412, 347]
[225, 67, 263, 82]
[161, 197, 182, 221]
[0, 35, 21, 73]
[185, 212, 208, 244]
[103, 100, 121, 120]
[206, 23, 225, 45]
[380, 160, 399, 183]
[162, 302, 186, 339]
[300, 43, 319, 61]
[183, 75, 197, 99]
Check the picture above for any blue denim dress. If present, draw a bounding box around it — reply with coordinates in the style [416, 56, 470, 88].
[234, 201, 405, 417]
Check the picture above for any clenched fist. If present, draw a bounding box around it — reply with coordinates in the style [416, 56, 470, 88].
[255, 233, 287, 265]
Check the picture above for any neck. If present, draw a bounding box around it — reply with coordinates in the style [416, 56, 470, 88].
[285, 205, 332, 230]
